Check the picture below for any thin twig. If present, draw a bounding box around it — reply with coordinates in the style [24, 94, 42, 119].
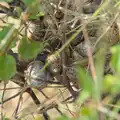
[81, 19, 97, 83]
[98, 104, 120, 120]
[13, 94, 23, 119]
[94, 12, 120, 48]
[1, 83, 6, 119]
[0, 86, 28, 105]
[0, 87, 21, 91]
[59, 89, 75, 117]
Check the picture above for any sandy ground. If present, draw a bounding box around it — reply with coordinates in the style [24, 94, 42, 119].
[0, 81, 78, 120]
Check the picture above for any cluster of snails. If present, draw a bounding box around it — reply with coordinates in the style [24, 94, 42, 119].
[24, 0, 119, 91]
[24, 55, 62, 89]
[2, 0, 118, 98]
[0, 1, 119, 120]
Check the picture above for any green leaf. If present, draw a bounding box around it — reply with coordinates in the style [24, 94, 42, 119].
[3, 117, 10, 120]
[76, 66, 94, 96]
[103, 75, 116, 92]
[0, 25, 16, 52]
[77, 91, 90, 105]
[28, 14, 39, 20]
[0, 55, 16, 81]
[103, 74, 120, 94]
[37, 11, 45, 17]
[56, 116, 71, 120]
[15, 7, 23, 17]
[111, 45, 120, 73]
[10, 36, 17, 49]
[80, 107, 98, 120]
[23, 0, 41, 20]
[95, 48, 106, 99]
[18, 37, 44, 60]
[0, 25, 11, 42]
[28, 5, 41, 20]
[23, 0, 34, 6]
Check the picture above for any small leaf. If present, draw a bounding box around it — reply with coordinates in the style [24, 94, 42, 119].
[80, 107, 98, 120]
[23, 0, 40, 20]
[15, 7, 23, 17]
[0, 25, 16, 52]
[28, 5, 41, 20]
[77, 91, 90, 105]
[18, 37, 44, 60]
[56, 116, 71, 120]
[0, 25, 11, 42]
[111, 45, 120, 73]
[0, 55, 16, 81]
[3, 117, 10, 120]
[76, 66, 94, 96]
[103, 74, 120, 94]
[23, 0, 34, 6]
[10, 36, 17, 49]
[28, 14, 39, 20]
[37, 11, 45, 17]
[95, 47, 106, 99]
[103, 75, 116, 92]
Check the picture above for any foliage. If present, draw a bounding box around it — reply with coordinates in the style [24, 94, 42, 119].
[0, 54, 16, 80]
[18, 37, 44, 60]
[0, 0, 120, 120]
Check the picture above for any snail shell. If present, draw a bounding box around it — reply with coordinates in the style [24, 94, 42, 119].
[48, 62, 62, 75]
[74, 36, 96, 57]
[66, 66, 80, 89]
[25, 61, 52, 88]
[47, 55, 62, 76]
[27, 20, 46, 41]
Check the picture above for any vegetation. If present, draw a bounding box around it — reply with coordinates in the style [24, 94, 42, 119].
[0, 0, 120, 120]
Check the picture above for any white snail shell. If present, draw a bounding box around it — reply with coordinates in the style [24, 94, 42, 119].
[47, 55, 62, 75]
[25, 61, 52, 88]
[27, 20, 46, 41]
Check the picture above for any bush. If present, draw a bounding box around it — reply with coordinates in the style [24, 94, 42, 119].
[0, 0, 120, 120]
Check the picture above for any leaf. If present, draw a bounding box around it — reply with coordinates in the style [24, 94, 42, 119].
[76, 66, 94, 96]
[10, 36, 17, 49]
[56, 116, 71, 120]
[0, 54, 16, 81]
[111, 45, 120, 73]
[95, 47, 106, 99]
[15, 7, 23, 17]
[103, 74, 120, 94]
[28, 5, 41, 20]
[0, 25, 16, 52]
[23, 0, 34, 6]
[37, 11, 45, 17]
[103, 75, 116, 92]
[18, 37, 44, 60]
[23, 0, 41, 20]
[80, 107, 98, 120]
[77, 91, 90, 105]
[0, 25, 11, 42]
[3, 117, 10, 120]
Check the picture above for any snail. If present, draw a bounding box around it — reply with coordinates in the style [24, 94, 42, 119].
[46, 54, 62, 76]
[25, 61, 52, 88]
[82, 0, 102, 14]
[66, 66, 80, 89]
[72, 16, 119, 58]
[74, 36, 96, 57]
[27, 19, 46, 41]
